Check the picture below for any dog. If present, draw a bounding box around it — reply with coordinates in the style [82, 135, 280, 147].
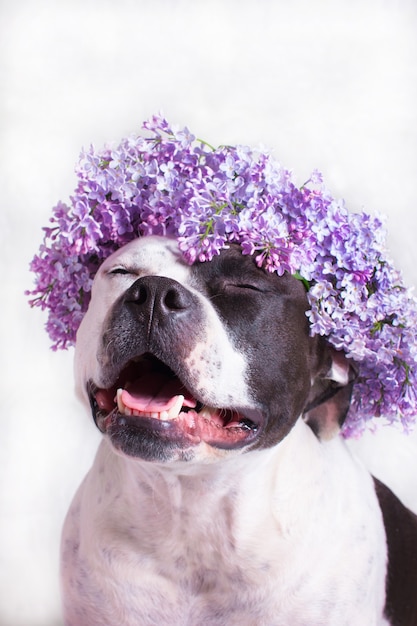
[61, 235, 417, 625]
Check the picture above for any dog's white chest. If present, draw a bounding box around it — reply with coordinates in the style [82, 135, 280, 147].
[61, 422, 389, 626]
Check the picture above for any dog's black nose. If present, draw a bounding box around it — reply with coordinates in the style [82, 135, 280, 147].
[125, 276, 194, 320]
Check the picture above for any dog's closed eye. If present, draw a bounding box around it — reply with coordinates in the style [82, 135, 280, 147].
[224, 282, 264, 293]
[108, 267, 132, 275]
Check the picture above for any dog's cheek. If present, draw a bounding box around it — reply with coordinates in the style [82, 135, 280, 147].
[74, 314, 99, 409]
[74, 283, 113, 407]
[253, 355, 312, 445]
[244, 311, 313, 446]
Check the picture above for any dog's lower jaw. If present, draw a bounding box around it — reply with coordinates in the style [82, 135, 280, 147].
[61, 419, 389, 626]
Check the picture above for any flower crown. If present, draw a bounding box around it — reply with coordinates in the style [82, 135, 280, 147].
[27, 114, 417, 437]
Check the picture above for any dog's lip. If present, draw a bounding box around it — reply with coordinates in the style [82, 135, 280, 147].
[102, 408, 259, 450]
[87, 354, 261, 449]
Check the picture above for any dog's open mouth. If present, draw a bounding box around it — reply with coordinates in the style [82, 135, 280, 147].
[88, 354, 260, 452]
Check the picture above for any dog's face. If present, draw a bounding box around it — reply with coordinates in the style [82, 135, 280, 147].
[75, 236, 351, 463]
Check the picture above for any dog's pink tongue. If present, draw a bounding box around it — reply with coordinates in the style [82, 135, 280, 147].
[121, 371, 196, 412]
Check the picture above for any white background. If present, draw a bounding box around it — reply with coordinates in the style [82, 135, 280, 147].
[1, 1, 417, 624]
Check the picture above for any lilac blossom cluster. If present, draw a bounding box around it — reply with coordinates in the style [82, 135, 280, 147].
[27, 114, 417, 436]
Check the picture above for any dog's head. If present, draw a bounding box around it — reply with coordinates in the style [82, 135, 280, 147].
[75, 236, 355, 463]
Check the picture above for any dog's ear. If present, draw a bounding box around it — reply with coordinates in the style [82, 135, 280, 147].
[304, 339, 357, 440]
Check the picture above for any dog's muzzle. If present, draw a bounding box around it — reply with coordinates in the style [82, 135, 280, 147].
[87, 276, 261, 460]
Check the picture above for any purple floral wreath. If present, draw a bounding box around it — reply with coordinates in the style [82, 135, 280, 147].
[27, 114, 417, 437]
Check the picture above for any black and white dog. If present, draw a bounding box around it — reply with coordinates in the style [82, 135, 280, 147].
[62, 235, 417, 625]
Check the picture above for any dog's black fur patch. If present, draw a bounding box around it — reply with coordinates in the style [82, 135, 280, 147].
[374, 479, 417, 626]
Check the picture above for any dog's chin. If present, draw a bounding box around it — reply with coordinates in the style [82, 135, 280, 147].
[87, 354, 261, 462]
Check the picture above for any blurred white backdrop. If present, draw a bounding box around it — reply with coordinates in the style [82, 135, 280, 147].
[1, 1, 417, 624]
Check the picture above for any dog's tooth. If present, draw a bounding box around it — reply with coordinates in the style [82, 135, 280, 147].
[116, 388, 125, 413]
[199, 406, 213, 420]
[167, 395, 185, 419]
[160, 410, 169, 419]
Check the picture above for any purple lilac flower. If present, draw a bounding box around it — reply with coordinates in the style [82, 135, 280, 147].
[26, 114, 417, 437]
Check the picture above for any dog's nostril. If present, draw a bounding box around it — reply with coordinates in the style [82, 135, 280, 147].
[136, 286, 149, 306]
[163, 287, 188, 311]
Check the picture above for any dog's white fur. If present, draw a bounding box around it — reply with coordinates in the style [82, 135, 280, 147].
[62, 424, 388, 625]
[62, 237, 391, 625]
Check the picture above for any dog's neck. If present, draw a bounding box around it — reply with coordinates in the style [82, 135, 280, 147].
[88, 419, 369, 541]
[65, 418, 388, 624]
